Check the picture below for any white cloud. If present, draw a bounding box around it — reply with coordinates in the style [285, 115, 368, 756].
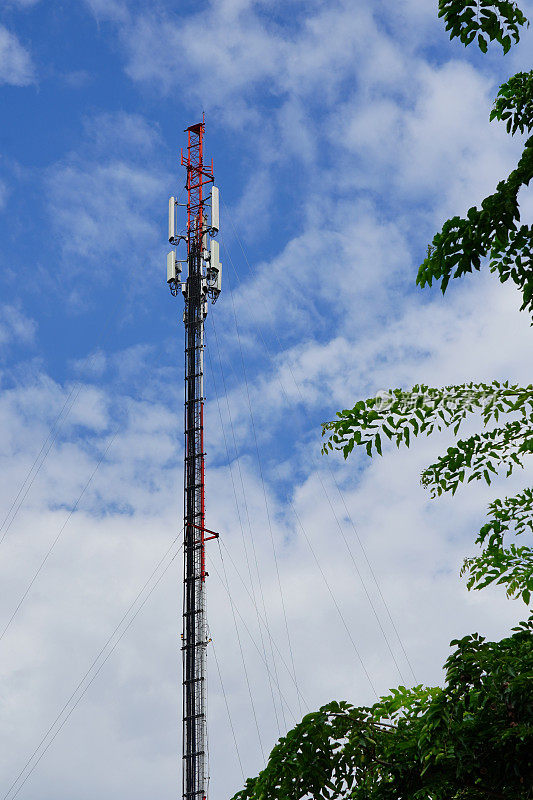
[61, 69, 93, 88]
[128, 1, 405, 103]
[215, 197, 412, 353]
[230, 168, 273, 241]
[82, 111, 162, 156]
[71, 349, 108, 379]
[10, 0, 136, 21]
[6, 0, 42, 6]
[48, 162, 162, 260]
[0, 25, 34, 86]
[337, 60, 523, 217]
[202, 256, 532, 474]
[0, 177, 9, 210]
[46, 113, 166, 268]
[109, 0, 529, 303]
[0, 334, 529, 799]
[82, 0, 130, 22]
[0, 305, 36, 348]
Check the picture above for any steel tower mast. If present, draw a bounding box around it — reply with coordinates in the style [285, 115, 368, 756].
[167, 118, 221, 800]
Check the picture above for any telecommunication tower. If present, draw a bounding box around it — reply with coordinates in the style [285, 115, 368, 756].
[167, 117, 221, 800]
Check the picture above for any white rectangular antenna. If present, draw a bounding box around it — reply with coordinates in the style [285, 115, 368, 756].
[210, 239, 222, 293]
[168, 196, 176, 242]
[167, 251, 177, 283]
[211, 186, 219, 233]
[210, 239, 220, 270]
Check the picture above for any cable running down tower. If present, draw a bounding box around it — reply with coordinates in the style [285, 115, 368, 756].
[167, 117, 222, 800]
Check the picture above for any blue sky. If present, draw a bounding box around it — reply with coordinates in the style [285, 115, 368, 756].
[1, 1, 533, 799]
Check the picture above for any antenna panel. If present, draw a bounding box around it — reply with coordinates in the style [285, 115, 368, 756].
[168, 196, 176, 242]
[167, 250, 177, 283]
[210, 239, 222, 293]
[210, 239, 220, 270]
[211, 186, 219, 232]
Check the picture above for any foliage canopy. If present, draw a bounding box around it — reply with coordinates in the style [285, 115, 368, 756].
[438, 0, 528, 53]
[233, 619, 533, 800]
[417, 73, 533, 316]
[322, 382, 533, 604]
